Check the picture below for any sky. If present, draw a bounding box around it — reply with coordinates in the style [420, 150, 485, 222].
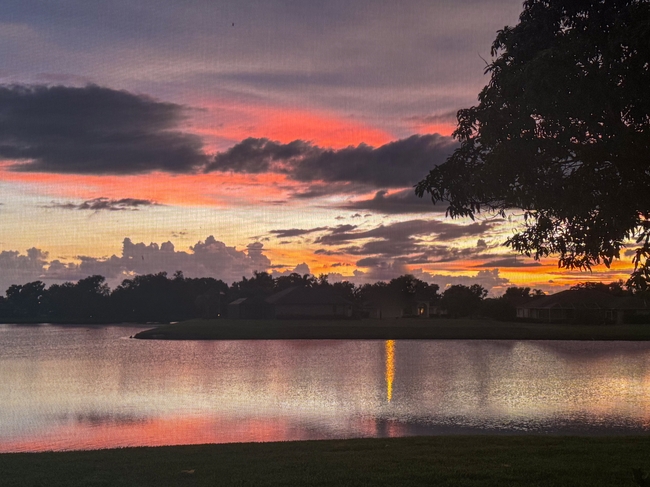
[0, 0, 635, 294]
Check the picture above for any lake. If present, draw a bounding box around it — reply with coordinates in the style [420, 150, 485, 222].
[1, 324, 650, 452]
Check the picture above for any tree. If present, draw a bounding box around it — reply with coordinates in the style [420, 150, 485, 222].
[440, 284, 487, 317]
[387, 274, 439, 302]
[570, 279, 631, 296]
[5, 281, 46, 319]
[416, 0, 650, 290]
[503, 287, 532, 301]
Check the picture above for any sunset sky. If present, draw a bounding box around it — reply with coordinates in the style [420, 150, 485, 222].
[0, 0, 634, 294]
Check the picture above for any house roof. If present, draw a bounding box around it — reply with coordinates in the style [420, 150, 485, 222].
[265, 286, 352, 306]
[228, 296, 268, 306]
[518, 289, 649, 310]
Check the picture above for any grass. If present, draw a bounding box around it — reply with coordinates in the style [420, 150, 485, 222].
[2, 436, 650, 486]
[134, 317, 650, 341]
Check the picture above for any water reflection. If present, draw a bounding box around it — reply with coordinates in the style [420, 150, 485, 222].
[385, 340, 394, 402]
[1, 325, 650, 452]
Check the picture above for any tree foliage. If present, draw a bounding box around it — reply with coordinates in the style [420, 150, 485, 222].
[440, 284, 487, 317]
[416, 0, 650, 289]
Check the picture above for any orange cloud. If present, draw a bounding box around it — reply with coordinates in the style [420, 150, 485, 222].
[0, 166, 294, 207]
[188, 97, 394, 151]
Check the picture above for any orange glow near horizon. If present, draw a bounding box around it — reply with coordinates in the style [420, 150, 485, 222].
[0, 167, 296, 207]
[189, 98, 394, 151]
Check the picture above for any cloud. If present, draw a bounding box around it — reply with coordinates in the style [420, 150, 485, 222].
[0, 84, 207, 174]
[206, 134, 457, 189]
[314, 219, 497, 246]
[208, 138, 317, 174]
[0, 248, 49, 292]
[339, 189, 446, 214]
[0, 236, 272, 292]
[314, 249, 344, 256]
[411, 268, 511, 294]
[310, 219, 499, 268]
[271, 262, 311, 278]
[267, 224, 356, 241]
[45, 197, 159, 211]
[403, 111, 458, 126]
[474, 257, 543, 268]
[269, 226, 328, 238]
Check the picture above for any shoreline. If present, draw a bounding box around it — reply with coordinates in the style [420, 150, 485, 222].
[0, 322, 158, 327]
[2, 436, 649, 486]
[133, 318, 650, 341]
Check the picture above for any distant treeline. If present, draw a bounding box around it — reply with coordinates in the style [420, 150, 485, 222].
[0, 270, 638, 324]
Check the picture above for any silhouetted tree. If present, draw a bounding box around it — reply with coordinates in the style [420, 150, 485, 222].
[5, 281, 46, 320]
[416, 0, 650, 290]
[331, 280, 359, 304]
[274, 272, 315, 292]
[230, 271, 275, 298]
[387, 275, 440, 306]
[441, 284, 487, 317]
[44, 275, 110, 322]
[570, 280, 631, 296]
[503, 287, 532, 300]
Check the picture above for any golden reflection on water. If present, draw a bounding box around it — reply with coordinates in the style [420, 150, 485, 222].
[385, 340, 395, 402]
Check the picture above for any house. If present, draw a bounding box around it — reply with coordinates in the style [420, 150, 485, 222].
[516, 289, 650, 324]
[362, 297, 436, 319]
[228, 286, 353, 319]
[266, 286, 353, 319]
[227, 295, 270, 319]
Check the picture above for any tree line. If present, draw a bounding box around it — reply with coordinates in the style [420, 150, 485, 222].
[0, 270, 638, 324]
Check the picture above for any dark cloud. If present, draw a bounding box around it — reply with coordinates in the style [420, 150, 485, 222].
[291, 182, 366, 199]
[314, 219, 496, 246]
[269, 226, 328, 238]
[0, 84, 207, 174]
[206, 134, 457, 189]
[268, 223, 356, 241]
[314, 249, 344, 256]
[356, 257, 383, 267]
[330, 224, 358, 234]
[403, 110, 458, 125]
[474, 257, 543, 268]
[209, 138, 316, 174]
[340, 189, 446, 214]
[46, 197, 159, 211]
[310, 218, 498, 268]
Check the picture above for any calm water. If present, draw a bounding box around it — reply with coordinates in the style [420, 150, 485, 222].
[1, 324, 650, 452]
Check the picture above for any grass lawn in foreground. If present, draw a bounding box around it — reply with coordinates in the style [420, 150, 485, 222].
[1, 436, 650, 486]
[134, 317, 650, 341]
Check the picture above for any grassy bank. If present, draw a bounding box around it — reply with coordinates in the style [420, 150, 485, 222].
[2, 436, 650, 486]
[134, 317, 650, 341]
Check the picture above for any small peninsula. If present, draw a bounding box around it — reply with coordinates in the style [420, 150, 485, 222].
[134, 318, 650, 341]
